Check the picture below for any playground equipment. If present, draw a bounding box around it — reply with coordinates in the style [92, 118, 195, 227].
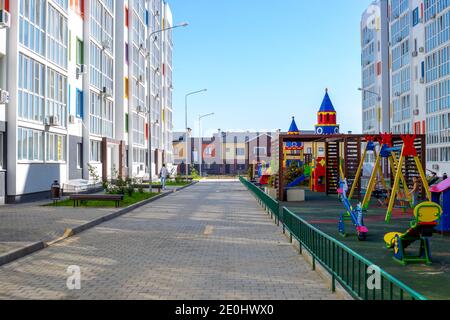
[384, 202, 442, 265]
[314, 88, 340, 135]
[386, 135, 432, 223]
[338, 178, 368, 241]
[361, 133, 411, 212]
[287, 165, 311, 188]
[311, 157, 326, 192]
[430, 178, 450, 232]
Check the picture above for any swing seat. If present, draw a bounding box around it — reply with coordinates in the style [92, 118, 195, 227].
[384, 202, 442, 265]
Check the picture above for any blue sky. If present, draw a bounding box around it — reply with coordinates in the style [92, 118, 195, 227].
[169, 0, 372, 136]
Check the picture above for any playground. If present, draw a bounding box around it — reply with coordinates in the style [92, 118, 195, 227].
[256, 89, 450, 299]
[283, 191, 450, 300]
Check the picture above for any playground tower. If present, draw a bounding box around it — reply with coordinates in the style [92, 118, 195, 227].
[315, 89, 340, 135]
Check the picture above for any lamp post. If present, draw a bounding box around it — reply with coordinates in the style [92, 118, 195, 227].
[146, 22, 188, 192]
[185, 89, 207, 179]
[358, 87, 382, 133]
[198, 113, 215, 177]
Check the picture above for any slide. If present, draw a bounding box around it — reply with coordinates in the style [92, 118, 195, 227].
[430, 179, 450, 193]
[287, 174, 309, 188]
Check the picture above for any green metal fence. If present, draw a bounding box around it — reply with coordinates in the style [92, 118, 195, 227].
[239, 177, 427, 301]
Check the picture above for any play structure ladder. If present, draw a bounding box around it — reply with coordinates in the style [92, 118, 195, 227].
[344, 139, 362, 198]
[326, 141, 340, 195]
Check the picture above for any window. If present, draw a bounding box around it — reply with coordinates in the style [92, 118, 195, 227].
[47, 4, 68, 68]
[46, 68, 68, 127]
[254, 147, 267, 155]
[76, 89, 83, 118]
[133, 148, 146, 164]
[133, 113, 145, 146]
[19, 0, 46, 56]
[89, 91, 114, 138]
[77, 143, 82, 168]
[125, 113, 129, 132]
[17, 127, 44, 161]
[76, 38, 84, 65]
[90, 140, 102, 162]
[413, 7, 420, 26]
[236, 148, 245, 156]
[46, 133, 66, 162]
[18, 54, 45, 123]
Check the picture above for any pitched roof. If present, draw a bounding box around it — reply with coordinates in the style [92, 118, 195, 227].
[288, 117, 300, 134]
[319, 89, 336, 113]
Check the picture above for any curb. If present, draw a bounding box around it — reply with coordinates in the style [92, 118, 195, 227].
[0, 242, 46, 267]
[0, 182, 197, 267]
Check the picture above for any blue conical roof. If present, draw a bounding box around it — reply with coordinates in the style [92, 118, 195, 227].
[288, 117, 300, 134]
[319, 89, 336, 113]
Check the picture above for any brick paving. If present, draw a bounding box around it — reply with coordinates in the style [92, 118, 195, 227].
[0, 181, 342, 300]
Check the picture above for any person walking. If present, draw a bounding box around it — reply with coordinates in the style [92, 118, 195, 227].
[408, 177, 421, 208]
[160, 164, 169, 191]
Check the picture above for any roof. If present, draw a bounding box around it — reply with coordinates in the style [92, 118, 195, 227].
[288, 117, 300, 134]
[319, 89, 336, 113]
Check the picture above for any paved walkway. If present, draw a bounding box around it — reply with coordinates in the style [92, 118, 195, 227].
[0, 187, 178, 255]
[0, 181, 340, 300]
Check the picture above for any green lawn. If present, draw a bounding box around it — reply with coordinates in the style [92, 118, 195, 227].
[47, 192, 159, 208]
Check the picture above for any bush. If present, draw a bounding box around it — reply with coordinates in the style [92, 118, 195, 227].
[191, 168, 200, 180]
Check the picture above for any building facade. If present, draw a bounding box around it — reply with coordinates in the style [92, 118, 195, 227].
[173, 131, 274, 176]
[361, 0, 390, 135]
[1, 0, 174, 203]
[361, 0, 450, 175]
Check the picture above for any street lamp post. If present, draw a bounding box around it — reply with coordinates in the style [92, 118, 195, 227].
[185, 89, 207, 180]
[358, 87, 382, 133]
[198, 113, 215, 177]
[146, 22, 188, 192]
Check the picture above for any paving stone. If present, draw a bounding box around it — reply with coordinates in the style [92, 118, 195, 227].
[0, 181, 341, 300]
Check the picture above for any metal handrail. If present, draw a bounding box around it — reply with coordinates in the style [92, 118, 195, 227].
[239, 177, 427, 300]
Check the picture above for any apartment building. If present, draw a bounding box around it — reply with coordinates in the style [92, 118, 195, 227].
[361, 0, 450, 175]
[1, 0, 174, 203]
[0, 0, 9, 204]
[361, 0, 390, 135]
[173, 131, 274, 176]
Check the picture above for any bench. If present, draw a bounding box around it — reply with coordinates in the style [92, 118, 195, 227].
[134, 184, 164, 193]
[70, 194, 124, 208]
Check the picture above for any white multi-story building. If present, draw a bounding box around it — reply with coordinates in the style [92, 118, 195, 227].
[423, 0, 450, 175]
[0, 0, 9, 204]
[1, 0, 174, 203]
[361, 0, 391, 135]
[361, 0, 450, 175]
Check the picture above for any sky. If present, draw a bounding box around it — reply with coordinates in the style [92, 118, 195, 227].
[168, 0, 373, 137]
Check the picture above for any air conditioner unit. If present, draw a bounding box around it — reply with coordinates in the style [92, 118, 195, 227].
[397, 36, 403, 42]
[46, 116, 60, 127]
[76, 64, 87, 79]
[420, 78, 425, 83]
[432, 164, 440, 170]
[139, 75, 145, 83]
[431, 13, 437, 19]
[413, 109, 420, 116]
[136, 105, 146, 113]
[412, 51, 418, 57]
[419, 47, 425, 53]
[101, 39, 111, 50]
[0, 89, 9, 104]
[69, 115, 76, 124]
[395, 92, 401, 97]
[0, 10, 11, 29]
[102, 86, 112, 98]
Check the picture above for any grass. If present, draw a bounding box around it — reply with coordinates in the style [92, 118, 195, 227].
[47, 192, 159, 208]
